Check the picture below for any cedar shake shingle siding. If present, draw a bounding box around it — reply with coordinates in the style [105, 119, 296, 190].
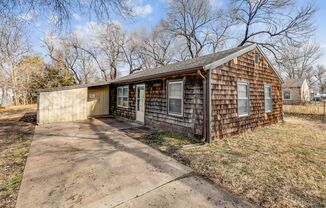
[144, 74, 204, 137]
[107, 44, 282, 141]
[110, 85, 136, 120]
[210, 49, 282, 139]
[38, 45, 282, 140]
[110, 73, 205, 138]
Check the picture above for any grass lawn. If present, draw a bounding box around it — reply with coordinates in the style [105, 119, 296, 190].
[0, 105, 36, 208]
[140, 116, 326, 208]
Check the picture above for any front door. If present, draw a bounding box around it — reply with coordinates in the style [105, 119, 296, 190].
[136, 84, 145, 123]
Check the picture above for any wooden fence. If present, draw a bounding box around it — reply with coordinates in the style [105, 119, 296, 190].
[283, 102, 326, 117]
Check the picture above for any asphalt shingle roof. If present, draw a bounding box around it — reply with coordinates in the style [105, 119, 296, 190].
[113, 44, 255, 83]
[37, 44, 262, 93]
[283, 78, 306, 88]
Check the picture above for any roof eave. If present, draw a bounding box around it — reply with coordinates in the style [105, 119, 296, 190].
[203, 44, 257, 71]
[36, 82, 111, 94]
[112, 66, 203, 84]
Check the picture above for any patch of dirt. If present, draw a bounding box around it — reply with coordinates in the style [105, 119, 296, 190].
[0, 107, 36, 208]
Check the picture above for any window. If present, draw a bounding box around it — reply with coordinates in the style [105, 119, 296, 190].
[283, 90, 291, 100]
[237, 81, 249, 116]
[264, 85, 272, 113]
[168, 81, 183, 115]
[117, 86, 129, 107]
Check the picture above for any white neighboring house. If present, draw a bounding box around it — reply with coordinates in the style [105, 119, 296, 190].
[283, 78, 310, 104]
[0, 89, 13, 107]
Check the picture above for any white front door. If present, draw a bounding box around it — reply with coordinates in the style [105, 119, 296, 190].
[136, 84, 145, 123]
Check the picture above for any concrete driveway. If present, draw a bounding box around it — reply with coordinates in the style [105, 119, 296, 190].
[16, 118, 253, 208]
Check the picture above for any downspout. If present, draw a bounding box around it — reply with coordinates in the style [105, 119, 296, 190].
[197, 70, 207, 142]
[207, 68, 212, 143]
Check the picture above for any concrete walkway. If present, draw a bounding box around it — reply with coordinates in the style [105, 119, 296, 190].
[16, 118, 253, 208]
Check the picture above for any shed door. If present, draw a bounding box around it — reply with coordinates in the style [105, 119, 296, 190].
[87, 86, 109, 117]
[136, 84, 145, 123]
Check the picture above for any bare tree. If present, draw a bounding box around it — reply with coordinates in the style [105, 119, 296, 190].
[279, 41, 322, 84]
[231, 0, 316, 57]
[0, 16, 30, 105]
[95, 22, 125, 80]
[43, 34, 82, 84]
[121, 31, 143, 74]
[0, 0, 131, 27]
[139, 24, 177, 68]
[314, 65, 326, 93]
[162, 0, 232, 59]
[76, 50, 98, 84]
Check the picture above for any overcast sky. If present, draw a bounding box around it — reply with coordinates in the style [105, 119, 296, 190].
[22, 0, 326, 66]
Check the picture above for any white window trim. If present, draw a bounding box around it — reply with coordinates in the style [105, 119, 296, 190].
[167, 80, 184, 116]
[117, 85, 129, 108]
[283, 90, 292, 100]
[264, 84, 272, 113]
[237, 81, 250, 117]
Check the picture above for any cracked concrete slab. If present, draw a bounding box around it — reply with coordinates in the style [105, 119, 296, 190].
[16, 118, 253, 208]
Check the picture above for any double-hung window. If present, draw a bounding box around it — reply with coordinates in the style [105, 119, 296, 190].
[168, 81, 183, 116]
[237, 81, 249, 116]
[117, 86, 129, 107]
[264, 85, 272, 113]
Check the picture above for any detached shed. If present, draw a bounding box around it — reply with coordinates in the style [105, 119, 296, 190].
[37, 83, 110, 124]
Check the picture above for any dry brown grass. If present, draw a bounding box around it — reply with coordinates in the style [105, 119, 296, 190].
[140, 116, 326, 208]
[283, 103, 326, 116]
[0, 104, 36, 113]
[0, 106, 36, 208]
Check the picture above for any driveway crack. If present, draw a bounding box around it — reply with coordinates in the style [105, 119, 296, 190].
[112, 171, 196, 208]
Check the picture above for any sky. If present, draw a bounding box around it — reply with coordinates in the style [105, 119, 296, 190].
[22, 0, 326, 66]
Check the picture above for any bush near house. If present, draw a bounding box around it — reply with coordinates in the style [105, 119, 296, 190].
[139, 116, 326, 208]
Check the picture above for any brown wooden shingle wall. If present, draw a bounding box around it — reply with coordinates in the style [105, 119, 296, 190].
[109, 85, 136, 120]
[210, 49, 282, 139]
[110, 74, 205, 138]
[144, 74, 204, 137]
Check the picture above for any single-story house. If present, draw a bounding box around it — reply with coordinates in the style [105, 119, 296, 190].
[282, 78, 310, 105]
[37, 44, 283, 142]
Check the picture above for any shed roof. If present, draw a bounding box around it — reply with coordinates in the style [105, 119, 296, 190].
[283, 78, 306, 88]
[113, 44, 258, 83]
[36, 82, 110, 93]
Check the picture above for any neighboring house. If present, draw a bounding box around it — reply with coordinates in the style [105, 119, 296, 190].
[37, 44, 283, 141]
[283, 78, 310, 105]
[0, 89, 13, 107]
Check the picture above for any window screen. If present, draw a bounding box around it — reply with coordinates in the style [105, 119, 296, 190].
[237, 82, 249, 116]
[117, 86, 129, 107]
[168, 81, 183, 115]
[264, 85, 272, 112]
